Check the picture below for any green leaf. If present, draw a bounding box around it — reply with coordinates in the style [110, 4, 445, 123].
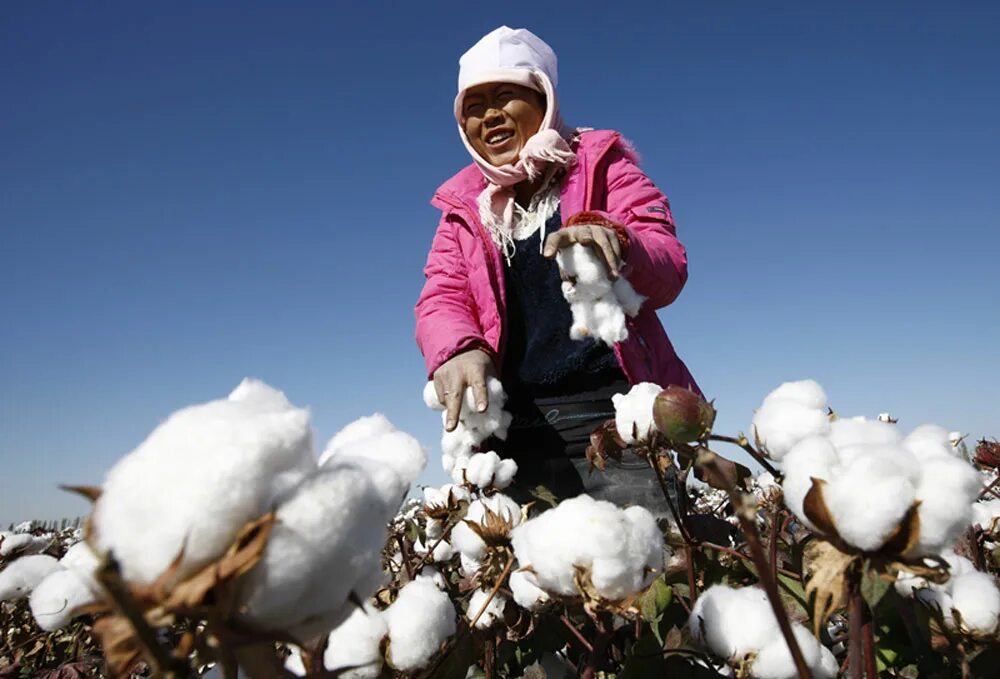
[640, 578, 673, 623]
[860, 560, 891, 610]
[528, 485, 558, 508]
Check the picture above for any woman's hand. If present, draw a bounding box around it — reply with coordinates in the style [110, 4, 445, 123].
[432, 348, 497, 431]
[542, 224, 623, 279]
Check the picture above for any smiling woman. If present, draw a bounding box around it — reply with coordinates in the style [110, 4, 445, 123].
[414, 26, 698, 512]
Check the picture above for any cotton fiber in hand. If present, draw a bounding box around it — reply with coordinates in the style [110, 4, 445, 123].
[510, 494, 663, 601]
[91, 378, 316, 585]
[422, 378, 513, 472]
[556, 243, 645, 346]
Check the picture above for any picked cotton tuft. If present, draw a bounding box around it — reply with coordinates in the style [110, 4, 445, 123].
[384, 577, 456, 671]
[750, 380, 830, 460]
[511, 495, 663, 601]
[467, 588, 507, 628]
[0, 555, 61, 601]
[556, 243, 645, 346]
[423, 378, 513, 464]
[92, 378, 316, 585]
[612, 382, 662, 445]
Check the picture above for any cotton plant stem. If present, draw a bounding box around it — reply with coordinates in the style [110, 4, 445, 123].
[468, 554, 515, 630]
[560, 614, 595, 654]
[697, 449, 813, 679]
[685, 546, 698, 600]
[647, 454, 694, 545]
[978, 474, 1000, 499]
[411, 517, 459, 573]
[707, 434, 779, 477]
[580, 614, 614, 679]
[848, 586, 864, 679]
[862, 616, 877, 679]
[699, 541, 801, 580]
[396, 535, 416, 580]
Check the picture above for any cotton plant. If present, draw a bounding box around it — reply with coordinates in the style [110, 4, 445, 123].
[688, 584, 837, 679]
[467, 588, 508, 629]
[510, 495, 665, 603]
[422, 378, 513, 475]
[285, 603, 388, 678]
[555, 243, 645, 346]
[896, 550, 1000, 637]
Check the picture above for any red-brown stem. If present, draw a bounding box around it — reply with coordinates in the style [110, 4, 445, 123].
[849, 585, 864, 679]
[978, 474, 1000, 499]
[411, 517, 458, 573]
[648, 454, 694, 544]
[862, 615, 877, 679]
[768, 513, 781, 581]
[686, 545, 698, 601]
[698, 450, 812, 679]
[560, 614, 595, 654]
[580, 614, 614, 679]
[483, 635, 495, 679]
[396, 535, 416, 580]
[707, 434, 780, 477]
[468, 555, 515, 630]
[700, 541, 801, 580]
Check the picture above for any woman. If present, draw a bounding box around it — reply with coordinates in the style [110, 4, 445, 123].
[415, 26, 698, 509]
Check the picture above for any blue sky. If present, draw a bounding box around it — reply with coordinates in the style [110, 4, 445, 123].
[2, 1, 998, 525]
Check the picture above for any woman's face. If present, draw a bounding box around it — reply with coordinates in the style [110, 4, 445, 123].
[461, 82, 545, 167]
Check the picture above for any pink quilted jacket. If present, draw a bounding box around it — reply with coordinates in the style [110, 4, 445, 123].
[415, 129, 699, 393]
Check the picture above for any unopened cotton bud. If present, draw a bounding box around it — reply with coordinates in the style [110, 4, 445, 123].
[652, 385, 715, 443]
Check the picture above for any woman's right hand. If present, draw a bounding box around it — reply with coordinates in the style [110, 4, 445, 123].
[432, 349, 496, 431]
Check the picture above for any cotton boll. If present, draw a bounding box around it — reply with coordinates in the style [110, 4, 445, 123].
[413, 537, 455, 564]
[322, 604, 388, 679]
[591, 296, 628, 345]
[318, 413, 397, 466]
[237, 458, 402, 641]
[780, 437, 839, 529]
[822, 455, 917, 552]
[384, 578, 456, 671]
[467, 588, 507, 629]
[688, 585, 780, 661]
[92, 379, 316, 585]
[423, 381, 444, 410]
[59, 542, 101, 595]
[467, 494, 522, 527]
[509, 569, 548, 610]
[464, 452, 504, 489]
[0, 533, 51, 558]
[0, 555, 61, 600]
[451, 522, 486, 561]
[415, 567, 448, 591]
[828, 418, 901, 450]
[612, 276, 645, 317]
[905, 424, 959, 461]
[751, 398, 830, 461]
[972, 500, 1000, 531]
[612, 382, 662, 445]
[763, 380, 828, 411]
[817, 646, 839, 678]
[913, 457, 981, 554]
[29, 569, 99, 631]
[459, 553, 482, 577]
[950, 571, 1000, 634]
[752, 623, 828, 679]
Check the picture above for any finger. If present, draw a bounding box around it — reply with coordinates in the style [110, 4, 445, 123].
[542, 230, 566, 258]
[469, 374, 489, 412]
[592, 229, 620, 279]
[433, 376, 447, 407]
[444, 382, 464, 431]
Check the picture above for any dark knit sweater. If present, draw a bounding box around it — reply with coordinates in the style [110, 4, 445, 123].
[500, 208, 625, 411]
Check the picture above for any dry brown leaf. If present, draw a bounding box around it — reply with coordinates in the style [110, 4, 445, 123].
[803, 538, 857, 637]
[463, 508, 513, 547]
[91, 614, 143, 679]
[881, 502, 922, 558]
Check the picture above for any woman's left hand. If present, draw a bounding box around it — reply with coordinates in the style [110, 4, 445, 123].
[542, 224, 623, 280]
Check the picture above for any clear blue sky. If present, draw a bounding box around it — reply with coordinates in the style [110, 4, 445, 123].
[2, 1, 998, 525]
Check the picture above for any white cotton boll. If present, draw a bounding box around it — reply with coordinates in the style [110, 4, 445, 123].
[423, 381, 444, 410]
[59, 542, 101, 595]
[285, 651, 306, 677]
[509, 569, 549, 610]
[612, 382, 662, 445]
[780, 437, 839, 529]
[688, 585, 779, 661]
[451, 522, 486, 561]
[384, 578, 456, 671]
[972, 500, 1000, 531]
[29, 569, 99, 631]
[415, 566, 448, 591]
[822, 454, 916, 552]
[318, 413, 397, 466]
[237, 458, 402, 641]
[459, 553, 482, 577]
[913, 457, 980, 554]
[414, 537, 455, 564]
[511, 495, 663, 601]
[464, 451, 501, 489]
[0, 555, 61, 601]
[905, 424, 959, 461]
[0, 533, 51, 558]
[322, 604, 388, 679]
[467, 588, 507, 629]
[591, 296, 628, 345]
[92, 379, 316, 585]
[763, 380, 828, 411]
[751, 398, 830, 461]
[828, 417, 901, 450]
[494, 458, 518, 489]
[612, 276, 645, 317]
[950, 571, 1000, 634]
[752, 623, 830, 679]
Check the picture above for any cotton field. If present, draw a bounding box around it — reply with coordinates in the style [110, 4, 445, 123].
[3, 378, 1000, 678]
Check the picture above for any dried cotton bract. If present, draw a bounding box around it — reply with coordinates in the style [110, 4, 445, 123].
[91, 378, 316, 584]
[510, 495, 663, 601]
[422, 379, 513, 474]
[688, 584, 836, 679]
[556, 243, 645, 346]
